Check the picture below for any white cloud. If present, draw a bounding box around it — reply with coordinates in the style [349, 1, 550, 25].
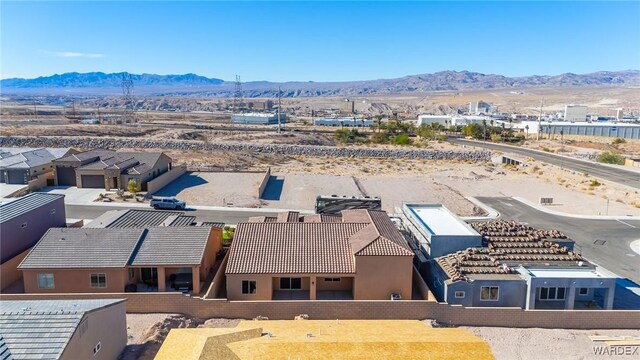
[53, 51, 105, 58]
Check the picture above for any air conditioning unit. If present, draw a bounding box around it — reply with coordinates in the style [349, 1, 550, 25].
[390, 293, 402, 301]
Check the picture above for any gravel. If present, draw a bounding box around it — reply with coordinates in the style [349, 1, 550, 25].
[0, 136, 492, 161]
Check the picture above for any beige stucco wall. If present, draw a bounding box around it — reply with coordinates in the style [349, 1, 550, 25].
[22, 268, 129, 293]
[201, 229, 222, 279]
[317, 276, 354, 291]
[0, 248, 31, 290]
[226, 274, 273, 300]
[60, 300, 127, 360]
[353, 256, 413, 300]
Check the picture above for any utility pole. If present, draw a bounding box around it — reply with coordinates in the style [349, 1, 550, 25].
[233, 75, 242, 115]
[537, 99, 543, 140]
[121, 73, 134, 125]
[34, 103, 38, 121]
[277, 86, 281, 134]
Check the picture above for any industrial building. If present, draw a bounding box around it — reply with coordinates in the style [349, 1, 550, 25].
[314, 117, 374, 127]
[400, 204, 482, 261]
[515, 121, 640, 139]
[231, 112, 285, 125]
[564, 105, 588, 122]
[0, 299, 127, 360]
[416, 115, 453, 127]
[469, 101, 493, 115]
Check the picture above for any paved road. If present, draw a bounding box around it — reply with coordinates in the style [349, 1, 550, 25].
[476, 197, 640, 283]
[449, 138, 640, 189]
[66, 204, 287, 225]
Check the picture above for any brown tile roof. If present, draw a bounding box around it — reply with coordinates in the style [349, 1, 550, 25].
[226, 223, 365, 274]
[226, 209, 413, 275]
[437, 220, 585, 282]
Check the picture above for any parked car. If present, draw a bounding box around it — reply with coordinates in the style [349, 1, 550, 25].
[172, 273, 193, 291]
[150, 196, 186, 210]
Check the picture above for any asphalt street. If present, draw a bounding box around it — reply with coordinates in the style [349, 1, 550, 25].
[66, 204, 286, 226]
[476, 197, 640, 283]
[449, 138, 640, 189]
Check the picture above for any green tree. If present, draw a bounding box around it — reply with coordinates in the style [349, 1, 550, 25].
[127, 179, 138, 195]
[596, 152, 625, 165]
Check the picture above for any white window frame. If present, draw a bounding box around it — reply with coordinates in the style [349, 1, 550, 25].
[454, 291, 465, 298]
[539, 287, 566, 301]
[480, 286, 499, 301]
[242, 280, 257, 295]
[37, 273, 54, 289]
[90, 273, 107, 288]
[579, 287, 589, 296]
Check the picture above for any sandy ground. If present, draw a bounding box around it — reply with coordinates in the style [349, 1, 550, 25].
[463, 327, 640, 360]
[154, 171, 266, 207]
[520, 136, 640, 159]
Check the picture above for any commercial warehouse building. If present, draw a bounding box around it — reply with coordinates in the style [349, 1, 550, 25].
[516, 121, 640, 139]
[314, 117, 374, 127]
[231, 112, 286, 125]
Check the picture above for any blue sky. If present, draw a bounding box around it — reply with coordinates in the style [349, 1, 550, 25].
[1, 1, 639, 81]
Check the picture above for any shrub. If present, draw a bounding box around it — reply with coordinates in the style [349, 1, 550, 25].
[127, 179, 138, 194]
[435, 134, 448, 141]
[490, 134, 501, 142]
[541, 147, 554, 153]
[393, 133, 412, 145]
[590, 179, 602, 187]
[596, 152, 625, 165]
[612, 138, 626, 145]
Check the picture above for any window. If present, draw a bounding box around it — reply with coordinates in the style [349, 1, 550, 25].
[37, 273, 54, 289]
[128, 268, 135, 279]
[90, 273, 107, 288]
[93, 342, 101, 356]
[579, 287, 589, 296]
[540, 287, 566, 300]
[242, 280, 256, 294]
[454, 291, 465, 298]
[280, 277, 302, 290]
[480, 286, 499, 301]
[324, 278, 341, 282]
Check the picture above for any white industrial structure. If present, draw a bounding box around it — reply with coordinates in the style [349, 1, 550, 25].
[231, 112, 285, 125]
[514, 121, 640, 139]
[564, 105, 588, 122]
[469, 101, 493, 115]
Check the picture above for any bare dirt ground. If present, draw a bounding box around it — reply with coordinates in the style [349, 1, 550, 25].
[520, 136, 640, 159]
[462, 326, 640, 360]
[122, 314, 241, 360]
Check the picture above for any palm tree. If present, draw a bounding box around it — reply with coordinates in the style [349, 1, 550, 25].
[525, 124, 529, 139]
[482, 119, 487, 141]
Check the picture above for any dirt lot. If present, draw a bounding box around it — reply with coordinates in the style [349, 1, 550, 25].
[463, 326, 640, 360]
[154, 172, 266, 207]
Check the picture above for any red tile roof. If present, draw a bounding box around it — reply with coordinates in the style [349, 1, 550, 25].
[226, 209, 413, 275]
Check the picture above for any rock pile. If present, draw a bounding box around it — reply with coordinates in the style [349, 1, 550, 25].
[0, 136, 492, 161]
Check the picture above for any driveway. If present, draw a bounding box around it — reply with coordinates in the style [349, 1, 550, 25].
[40, 186, 104, 205]
[0, 183, 28, 199]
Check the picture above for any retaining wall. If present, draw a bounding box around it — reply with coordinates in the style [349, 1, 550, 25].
[1, 293, 638, 329]
[146, 165, 187, 194]
[257, 167, 271, 199]
[0, 136, 492, 161]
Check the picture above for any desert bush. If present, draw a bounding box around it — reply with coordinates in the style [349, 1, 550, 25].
[611, 138, 626, 145]
[596, 152, 625, 165]
[490, 134, 501, 142]
[590, 179, 602, 187]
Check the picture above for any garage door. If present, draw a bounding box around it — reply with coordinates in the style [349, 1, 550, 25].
[81, 175, 105, 188]
[56, 166, 77, 186]
[6, 170, 27, 184]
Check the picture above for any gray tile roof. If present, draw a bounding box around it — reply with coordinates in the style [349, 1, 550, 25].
[18, 228, 144, 269]
[168, 215, 196, 227]
[0, 299, 124, 360]
[226, 209, 414, 275]
[0, 193, 65, 224]
[55, 150, 164, 175]
[0, 148, 71, 170]
[84, 209, 184, 228]
[200, 222, 225, 229]
[19, 227, 213, 269]
[129, 227, 212, 266]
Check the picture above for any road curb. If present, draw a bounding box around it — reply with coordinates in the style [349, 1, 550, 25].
[462, 197, 500, 221]
[512, 196, 640, 220]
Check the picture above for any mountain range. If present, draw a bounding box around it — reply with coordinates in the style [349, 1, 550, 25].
[2, 70, 638, 97]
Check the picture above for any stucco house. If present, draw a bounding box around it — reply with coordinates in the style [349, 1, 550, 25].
[0, 299, 127, 360]
[225, 210, 415, 301]
[426, 220, 617, 310]
[0, 193, 66, 290]
[19, 226, 222, 294]
[0, 147, 73, 185]
[52, 149, 173, 191]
